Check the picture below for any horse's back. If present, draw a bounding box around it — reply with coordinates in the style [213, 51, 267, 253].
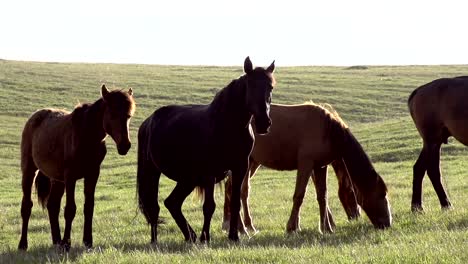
[22, 108, 71, 179]
[409, 76, 468, 145]
[144, 104, 209, 138]
[252, 104, 336, 170]
[141, 104, 218, 181]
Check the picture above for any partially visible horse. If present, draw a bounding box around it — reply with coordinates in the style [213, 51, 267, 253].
[409, 76, 468, 211]
[224, 103, 391, 234]
[18, 85, 135, 251]
[137, 57, 275, 243]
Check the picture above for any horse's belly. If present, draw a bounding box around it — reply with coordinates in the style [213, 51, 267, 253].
[33, 157, 64, 180]
[31, 137, 65, 180]
[252, 145, 297, 171]
[446, 120, 468, 146]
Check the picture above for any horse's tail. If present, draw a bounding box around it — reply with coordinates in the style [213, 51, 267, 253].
[34, 173, 51, 209]
[136, 118, 161, 226]
[407, 85, 422, 120]
[194, 176, 227, 202]
[195, 187, 205, 202]
[408, 87, 419, 108]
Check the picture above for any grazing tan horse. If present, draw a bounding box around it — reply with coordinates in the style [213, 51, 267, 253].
[409, 76, 468, 211]
[224, 103, 391, 234]
[18, 85, 135, 251]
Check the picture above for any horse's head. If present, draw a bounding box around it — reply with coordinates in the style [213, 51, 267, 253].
[243, 56, 275, 135]
[101, 85, 136, 155]
[357, 173, 392, 229]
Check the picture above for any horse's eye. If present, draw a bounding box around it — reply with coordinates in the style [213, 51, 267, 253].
[127, 115, 132, 119]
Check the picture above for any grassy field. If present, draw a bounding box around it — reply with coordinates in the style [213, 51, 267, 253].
[0, 60, 467, 263]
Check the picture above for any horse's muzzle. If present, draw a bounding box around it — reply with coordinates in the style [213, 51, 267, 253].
[255, 118, 272, 135]
[117, 142, 131, 155]
[372, 214, 392, 229]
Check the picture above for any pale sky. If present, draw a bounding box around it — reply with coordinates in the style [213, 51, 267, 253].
[1, 0, 468, 66]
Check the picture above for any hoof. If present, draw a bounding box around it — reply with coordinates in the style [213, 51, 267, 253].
[222, 220, 230, 232]
[185, 233, 197, 243]
[83, 241, 93, 249]
[286, 224, 300, 234]
[60, 239, 71, 252]
[411, 204, 424, 213]
[228, 232, 239, 241]
[246, 226, 259, 236]
[200, 231, 210, 243]
[320, 225, 335, 234]
[18, 241, 28, 251]
[442, 204, 453, 211]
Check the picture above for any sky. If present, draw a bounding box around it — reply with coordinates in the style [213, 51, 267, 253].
[1, 0, 468, 66]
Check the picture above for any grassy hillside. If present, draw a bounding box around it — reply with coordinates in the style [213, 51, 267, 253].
[0, 60, 467, 263]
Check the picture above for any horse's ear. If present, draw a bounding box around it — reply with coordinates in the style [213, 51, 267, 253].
[128, 88, 133, 96]
[267, 60, 275, 73]
[101, 84, 110, 99]
[244, 56, 253, 74]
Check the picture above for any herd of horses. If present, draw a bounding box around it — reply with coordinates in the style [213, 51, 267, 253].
[16, 57, 466, 251]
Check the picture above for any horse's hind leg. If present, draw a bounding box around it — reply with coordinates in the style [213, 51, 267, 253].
[426, 142, 452, 209]
[47, 179, 65, 245]
[18, 155, 37, 251]
[286, 162, 313, 233]
[312, 166, 335, 234]
[241, 159, 260, 234]
[164, 182, 196, 242]
[412, 143, 429, 212]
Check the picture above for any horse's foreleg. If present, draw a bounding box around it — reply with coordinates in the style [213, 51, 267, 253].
[412, 144, 428, 212]
[47, 180, 65, 245]
[200, 181, 216, 243]
[228, 159, 248, 241]
[18, 157, 37, 251]
[426, 143, 452, 209]
[61, 178, 77, 252]
[286, 164, 312, 233]
[242, 160, 260, 234]
[164, 183, 196, 242]
[313, 166, 334, 234]
[83, 175, 98, 249]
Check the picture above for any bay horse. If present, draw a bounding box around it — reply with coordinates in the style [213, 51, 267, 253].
[409, 76, 468, 211]
[18, 85, 135, 251]
[224, 103, 392, 234]
[137, 57, 275, 243]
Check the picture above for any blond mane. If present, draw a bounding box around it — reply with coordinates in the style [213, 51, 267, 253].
[304, 101, 348, 129]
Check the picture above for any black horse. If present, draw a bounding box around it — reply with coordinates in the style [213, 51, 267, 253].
[137, 57, 275, 243]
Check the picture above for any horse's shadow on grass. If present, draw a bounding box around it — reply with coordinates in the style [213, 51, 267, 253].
[5, 211, 466, 261]
[1, 245, 87, 264]
[0, 222, 377, 263]
[106, 221, 378, 254]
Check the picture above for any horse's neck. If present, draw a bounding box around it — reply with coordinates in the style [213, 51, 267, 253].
[73, 99, 107, 144]
[340, 131, 376, 193]
[209, 78, 252, 132]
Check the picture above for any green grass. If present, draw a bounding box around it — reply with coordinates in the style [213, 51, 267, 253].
[0, 60, 467, 263]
